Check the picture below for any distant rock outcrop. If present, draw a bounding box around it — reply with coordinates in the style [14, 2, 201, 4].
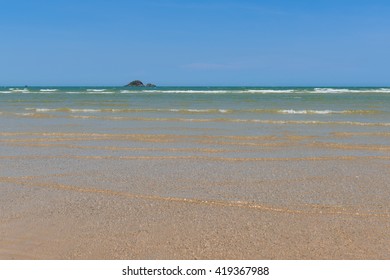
[126, 80, 157, 87]
[127, 80, 144, 87]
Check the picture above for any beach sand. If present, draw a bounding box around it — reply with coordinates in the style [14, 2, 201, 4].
[1, 132, 389, 259]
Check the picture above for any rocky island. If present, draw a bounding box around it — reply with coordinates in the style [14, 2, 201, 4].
[126, 80, 156, 87]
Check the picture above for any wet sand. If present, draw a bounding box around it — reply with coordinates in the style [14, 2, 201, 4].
[1, 132, 390, 259]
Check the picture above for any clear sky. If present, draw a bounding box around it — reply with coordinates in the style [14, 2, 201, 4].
[1, 0, 390, 86]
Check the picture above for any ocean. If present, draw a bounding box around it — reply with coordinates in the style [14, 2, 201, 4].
[1, 86, 389, 159]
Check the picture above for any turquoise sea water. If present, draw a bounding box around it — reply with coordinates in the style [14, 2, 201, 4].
[1, 86, 389, 158]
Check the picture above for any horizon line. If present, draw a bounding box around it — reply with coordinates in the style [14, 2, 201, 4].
[1, 85, 390, 88]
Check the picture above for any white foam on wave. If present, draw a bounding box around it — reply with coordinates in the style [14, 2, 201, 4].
[88, 91, 115, 94]
[107, 108, 231, 113]
[9, 88, 29, 93]
[142, 90, 230, 94]
[187, 109, 210, 112]
[84, 87, 390, 95]
[167, 108, 231, 113]
[86, 89, 106, 92]
[230, 119, 390, 126]
[15, 113, 34, 116]
[64, 90, 115, 94]
[372, 88, 390, 93]
[69, 109, 100, 112]
[142, 89, 299, 94]
[40, 89, 58, 92]
[314, 88, 390, 94]
[279, 109, 354, 114]
[280, 110, 309, 114]
[246, 89, 295, 93]
[26, 108, 101, 113]
[30, 108, 57, 112]
[314, 88, 351, 93]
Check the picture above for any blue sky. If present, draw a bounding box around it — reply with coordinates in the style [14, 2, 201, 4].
[1, 0, 389, 86]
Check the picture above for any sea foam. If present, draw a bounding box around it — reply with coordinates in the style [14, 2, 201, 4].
[86, 89, 107, 92]
[278, 109, 378, 115]
[40, 89, 58, 92]
[280, 109, 343, 114]
[313, 88, 390, 94]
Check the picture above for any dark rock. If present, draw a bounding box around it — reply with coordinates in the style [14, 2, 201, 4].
[126, 80, 144, 87]
[125, 80, 156, 87]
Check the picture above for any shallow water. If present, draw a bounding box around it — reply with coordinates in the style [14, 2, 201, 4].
[1, 86, 389, 157]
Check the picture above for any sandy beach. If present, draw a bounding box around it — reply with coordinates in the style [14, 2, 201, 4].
[1, 129, 389, 259]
